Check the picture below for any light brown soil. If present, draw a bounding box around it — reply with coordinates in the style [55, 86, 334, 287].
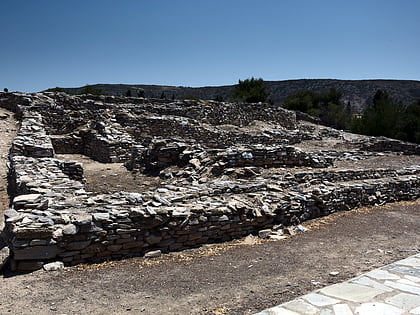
[0, 200, 418, 315]
[56, 154, 163, 194]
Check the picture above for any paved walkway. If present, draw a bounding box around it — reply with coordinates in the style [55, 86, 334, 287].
[255, 253, 420, 315]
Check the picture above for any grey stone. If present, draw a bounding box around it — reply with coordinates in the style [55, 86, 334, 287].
[145, 250, 161, 258]
[13, 194, 42, 204]
[258, 229, 272, 239]
[366, 269, 401, 280]
[93, 213, 110, 221]
[145, 234, 162, 245]
[320, 282, 387, 302]
[13, 245, 60, 260]
[62, 224, 78, 235]
[302, 292, 340, 306]
[4, 209, 19, 218]
[385, 292, 420, 311]
[282, 299, 319, 314]
[66, 241, 91, 251]
[352, 276, 393, 292]
[384, 280, 420, 295]
[16, 260, 44, 271]
[43, 261, 64, 271]
[0, 247, 10, 270]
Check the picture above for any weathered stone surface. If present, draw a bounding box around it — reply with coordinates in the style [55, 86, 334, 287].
[43, 261, 64, 271]
[16, 260, 44, 271]
[319, 283, 387, 302]
[62, 224, 78, 235]
[1, 91, 420, 271]
[0, 247, 10, 270]
[13, 245, 60, 260]
[145, 250, 161, 258]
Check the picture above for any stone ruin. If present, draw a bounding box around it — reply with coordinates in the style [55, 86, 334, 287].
[0, 91, 419, 272]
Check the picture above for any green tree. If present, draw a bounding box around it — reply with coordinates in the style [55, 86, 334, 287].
[282, 88, 350, 129]
[79, 85, 106, 96]
[125, 89, 132, 97]
[351, 90, 420, 144]
[137, 89, 145, 98]
[231, 77, 269, 103]
[180, 94, 199, 100]
[44, 87, 75, 94]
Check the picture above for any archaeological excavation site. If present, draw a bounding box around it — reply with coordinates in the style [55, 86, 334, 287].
[0, 91, 419, 272]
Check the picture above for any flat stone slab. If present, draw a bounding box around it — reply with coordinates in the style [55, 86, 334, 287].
[319, 282, 387, 302]
[254, 253, 420, 315]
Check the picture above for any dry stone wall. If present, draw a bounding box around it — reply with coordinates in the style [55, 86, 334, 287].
[0, 91, 420, 272]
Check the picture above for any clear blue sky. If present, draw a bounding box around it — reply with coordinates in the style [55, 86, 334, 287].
[1, 0, 419, 92]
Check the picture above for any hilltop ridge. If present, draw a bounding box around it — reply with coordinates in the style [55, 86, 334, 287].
[57, 79, 420, 113]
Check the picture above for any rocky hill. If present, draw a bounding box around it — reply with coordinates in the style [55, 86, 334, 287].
[59, 79, 420, 113]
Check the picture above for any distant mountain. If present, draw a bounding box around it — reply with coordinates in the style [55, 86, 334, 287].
[56, 79, 420, 113]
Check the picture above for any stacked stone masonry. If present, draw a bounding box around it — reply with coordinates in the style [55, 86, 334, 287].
[0, 91, 419, 272]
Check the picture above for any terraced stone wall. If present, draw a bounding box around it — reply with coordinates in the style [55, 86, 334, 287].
[1, 92, 420, 272]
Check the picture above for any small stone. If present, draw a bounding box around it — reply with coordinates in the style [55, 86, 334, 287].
[294, 225, 307, 233]
[62, 224, 78, 235]
[43, 261, 64, 271]
[145, 250, 161, 258]
[303, 293, 340, 307]
[0, 247, 10, 270]
[329, 271, 340, 276]
[258, 229, 272, 239]
[13, 194, 42, 204]
[242, 235, 258, 245]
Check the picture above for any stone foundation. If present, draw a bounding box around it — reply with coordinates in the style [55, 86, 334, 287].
[1, 91, 419, 272]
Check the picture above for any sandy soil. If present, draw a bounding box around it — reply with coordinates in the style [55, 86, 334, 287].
[0, 200, 418, 315]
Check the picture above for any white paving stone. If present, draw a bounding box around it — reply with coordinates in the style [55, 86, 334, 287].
[355, 302, 404, 315]
[302, 292, 340, 307]
[333, 303, 353, 315]
[384, 280, 420, 295]
[352, 276, 393, 292]
[397, 278, 420, 287]
[385, 292, 420, 311]
[395, 257, 420, 268]
[365, 269, 401, 280]
[405, 275, 420, 283]
[320, 282, 387, 302]
[255, 306, 300, 315]
[253, 254, 420, 315]
[282, 299, 319, 314]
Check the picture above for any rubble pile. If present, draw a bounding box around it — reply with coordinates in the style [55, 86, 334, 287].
[0, 91, 419, 272]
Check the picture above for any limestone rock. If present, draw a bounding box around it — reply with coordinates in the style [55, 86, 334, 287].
[43, 261, 64, 271]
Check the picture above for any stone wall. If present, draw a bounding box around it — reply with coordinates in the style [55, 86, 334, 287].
[1, 91, 420, 272]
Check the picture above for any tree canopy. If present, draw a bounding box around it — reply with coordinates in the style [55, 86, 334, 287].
[352, 90, 420, 144]
[231, 77, 269, 103]
[282, 88, 351, 130]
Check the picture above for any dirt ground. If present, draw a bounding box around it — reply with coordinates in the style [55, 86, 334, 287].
[0, 200, 418, 315]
